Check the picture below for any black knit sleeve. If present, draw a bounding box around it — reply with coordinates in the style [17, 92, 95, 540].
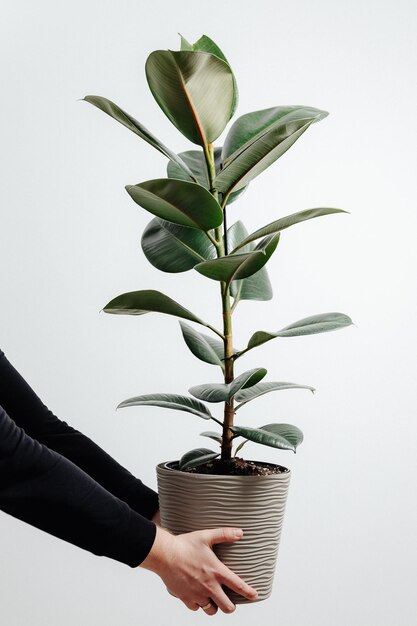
[0, 349, 159, 520]
[0, 404, 157, 567]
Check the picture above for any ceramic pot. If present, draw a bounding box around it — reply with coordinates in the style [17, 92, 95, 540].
[156, 459, 291, 604]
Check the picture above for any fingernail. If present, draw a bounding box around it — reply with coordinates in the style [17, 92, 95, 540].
[234, 529, 243, 537]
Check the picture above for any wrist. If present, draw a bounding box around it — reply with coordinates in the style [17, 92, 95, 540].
[139, 525, 173, 573]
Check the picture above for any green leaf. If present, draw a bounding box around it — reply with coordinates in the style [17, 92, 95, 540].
[228, 367, 267, 398]
[189, 367, 267, 403]
[227, 221, 273, 302]
[141, 218, 216, 273]
[215, 107, 327, 196]
[194, 233, 280, 283]
[222, 106, 327, 161]
[188, 382, 229, 403]
[167, 148, 246, 205]
[185, 35, 238, 118]
[179, 33, 193, 51]
[191, 35, 230, 61]
[200, 430, 223, 444]
[117, 393, 212, 420]
[179, 322, 224, 369]
[103, 289, 208, 327]
[231, 424, 297, 452]
[246, 312, 353, 351]
[145, 50, 235, 146]
[232, 208, 348, 252]
[234, 423, 304, 455]
[261, 423, 304, 448]
[82, 95, 195, 180]
[179, 447, 220, 470]
[126, 178, 223, 230]
[235, 381, 316, 409]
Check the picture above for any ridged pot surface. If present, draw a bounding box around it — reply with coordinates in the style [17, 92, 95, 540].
[156, 460, 291, 604]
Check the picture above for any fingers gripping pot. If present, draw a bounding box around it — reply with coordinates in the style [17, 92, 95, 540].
[156, 460, 291, 604]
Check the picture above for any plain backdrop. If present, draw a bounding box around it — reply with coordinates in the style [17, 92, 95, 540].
[1, 1, 416, 625]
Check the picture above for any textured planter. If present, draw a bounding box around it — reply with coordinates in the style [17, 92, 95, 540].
[156, 459, 291, 604]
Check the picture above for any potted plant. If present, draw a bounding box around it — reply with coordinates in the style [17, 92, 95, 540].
[83, 34, 353, 604]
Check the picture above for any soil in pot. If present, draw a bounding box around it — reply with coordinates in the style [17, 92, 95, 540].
[181, 456, 290, 476]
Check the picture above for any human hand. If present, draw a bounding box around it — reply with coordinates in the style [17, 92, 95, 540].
[139, 525, 258, 615]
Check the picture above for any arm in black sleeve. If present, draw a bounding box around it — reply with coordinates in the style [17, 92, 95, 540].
[0, 349, 159, 520]
[0, 404, 157, 567]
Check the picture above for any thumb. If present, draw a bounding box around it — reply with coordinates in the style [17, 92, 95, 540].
[202, 527, 244, 546]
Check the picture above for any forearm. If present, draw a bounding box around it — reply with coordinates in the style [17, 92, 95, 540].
[35, 427, 160, 520]
[0, 349, 159, 520]
[0, 405, 157, 567]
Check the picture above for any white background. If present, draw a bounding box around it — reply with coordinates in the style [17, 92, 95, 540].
[1, 1, 416, 624]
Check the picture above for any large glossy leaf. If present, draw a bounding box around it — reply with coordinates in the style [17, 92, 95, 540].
[167, 148, 246, 205]
[189, 367, 267, 403]
[179, 34, 238, 118]
[231, 424, 297, 452]
[188, 382, 230, 403]
[229, 368, 267, 398]
[227, 221, 273, 301]
[245, 312, 353, 352]
[194, 233, 280, 283]
[141, 218, 216, 273]
[261, 423, 304, 448]
[187, 35, 229, 62]
[117, 393, 212, 420]
[82, 95, 196, 180]
[145, 50, 235, 146]
[103, 289, 208, 327]
[179, 322, 224, 368]
[215, 107, 327, 196]
[179, 447, 220, 469]
[222, 106, 327, 161]
[217, 120, 312, 196]
[199, 430, 223, 444]
[235, 381, 316, 409]
[126, 179, 223, 230]
[234, 423, 303, 455]
[232, 208, 348, 252]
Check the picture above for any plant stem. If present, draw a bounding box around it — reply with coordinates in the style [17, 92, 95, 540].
[223, 205, 229, 255]
[221, 281, 235, 460]
[204, 143, 235, 461]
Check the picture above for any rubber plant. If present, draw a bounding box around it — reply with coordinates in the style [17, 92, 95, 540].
[83, 34, 353, 472]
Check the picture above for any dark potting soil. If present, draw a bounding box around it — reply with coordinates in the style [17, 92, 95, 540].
[182, 457, 289, 476]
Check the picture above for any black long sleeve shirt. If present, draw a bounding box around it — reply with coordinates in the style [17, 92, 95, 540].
[0, 348, 159, 567]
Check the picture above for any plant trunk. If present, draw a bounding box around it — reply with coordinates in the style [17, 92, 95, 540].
[205, 143, 235, 461]
[221, 282, 234, 460]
